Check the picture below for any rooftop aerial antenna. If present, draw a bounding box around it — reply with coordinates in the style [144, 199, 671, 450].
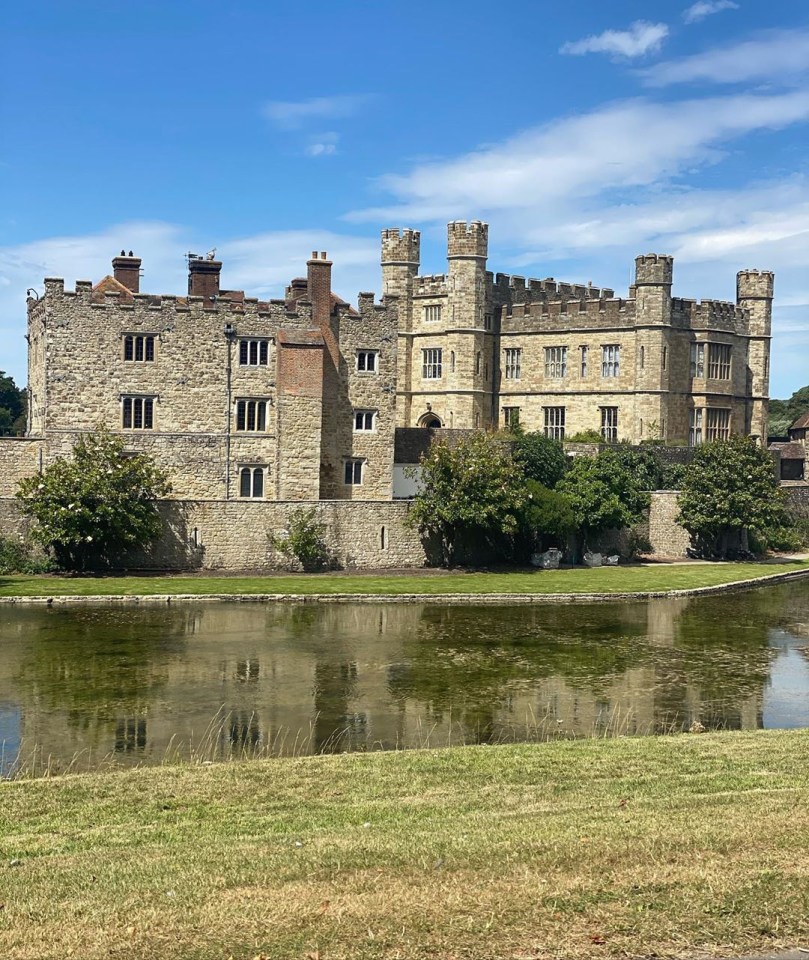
[186, 251, 203, 264]
[206, 248, 217, 261]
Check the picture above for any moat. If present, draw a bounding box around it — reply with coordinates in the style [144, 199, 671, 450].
[1, 581, 808, 775]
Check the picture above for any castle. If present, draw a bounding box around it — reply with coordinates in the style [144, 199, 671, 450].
[0, 220, 776, 567]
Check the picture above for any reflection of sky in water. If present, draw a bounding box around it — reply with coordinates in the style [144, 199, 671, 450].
[764, 629, 809, 729]
[0, 703, 22, 776]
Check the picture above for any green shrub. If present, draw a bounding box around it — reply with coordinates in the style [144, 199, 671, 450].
[270, 508, 333, 572]
[0, 535, 54, 574]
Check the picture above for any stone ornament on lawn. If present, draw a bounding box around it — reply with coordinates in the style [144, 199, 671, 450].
[583, 552, 603, 567]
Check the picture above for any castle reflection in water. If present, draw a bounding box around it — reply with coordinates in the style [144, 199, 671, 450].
[1, 583, 807, 774]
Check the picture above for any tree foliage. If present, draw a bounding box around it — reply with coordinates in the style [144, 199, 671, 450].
[510, 428, 567, 488]
[677, 436, 791, 558]
[407, 432, 526, 565]
[558, 450, 651, 549]
[17, 427, 171, 570]
[270, 508, 333, 571]
[516, 481, 577, 555]
[769, 384, 809, 437]
[0, 370, 26, 436]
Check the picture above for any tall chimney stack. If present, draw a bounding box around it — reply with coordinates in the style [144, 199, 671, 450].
[306, 251, 333, 329]
[112, 250, 142, 293]
[188, 256, 222, 300]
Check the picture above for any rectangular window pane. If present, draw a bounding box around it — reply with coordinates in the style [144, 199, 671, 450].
[601, 407, 618, 441]
[689, 409, 703, 447]
[601, 345, 620, 378]
[690, 343, 705, 378]
[259, 341, 268, 365]
[504, 348, 522, 379]
[422, 349, 442, 379]
[708, 344, 732, 380]
[236, 401, 246, 431]
[544, 346, 567, 379]
[240, 468, 251, 498]
[124, 336, 134, 361]
[239, 341, 248, 365]
[257, 401, 266, 432]
[134, 398, 143, 429]
[580, 346, 588, 377]
[503, 407, 520, 428]
[543, 407, 565, 440]
[135, 337, 144, 362]
[246, 402, 256, 431]
[706, 409, 731, 440]
[145, 336, 154, 362]
[123, 397, 132, 428]
[252, 468, 264, 498]
[143, 398, 153, 429]
[249, 341, 258, 365]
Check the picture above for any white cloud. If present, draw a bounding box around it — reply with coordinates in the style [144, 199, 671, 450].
[0, 223, 380, 386]
[262, 94, 373, 129]
[560, 21, 669, 59]
[683, 1, 739, 24]
[305, 132, 339, 157]
[644, 29, 809, 86]
[348, 90, 809, 224]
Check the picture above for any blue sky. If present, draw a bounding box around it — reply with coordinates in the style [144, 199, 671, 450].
[1, 0, 807, 396]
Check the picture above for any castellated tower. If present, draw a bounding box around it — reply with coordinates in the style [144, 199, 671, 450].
[737, 269, 774, 440]
[382, 229, 420, 427]
[634, 255, 674, 440]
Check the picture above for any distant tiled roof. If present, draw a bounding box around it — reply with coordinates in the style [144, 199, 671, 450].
[769, 441, 806, 459]
[791, 412, 809, 430]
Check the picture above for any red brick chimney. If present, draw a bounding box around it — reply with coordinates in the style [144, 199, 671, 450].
[112, 251, 142, 293]
[188, 255, 222, 299]
[306, 251, 333, 329]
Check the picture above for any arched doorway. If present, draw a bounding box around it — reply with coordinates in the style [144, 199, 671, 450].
[418, 413, 442, 429]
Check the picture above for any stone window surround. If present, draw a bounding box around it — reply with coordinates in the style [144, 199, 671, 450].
[708, 343, 732, 381]
[601, 344, 620, 378]
[705, 408, 731, 441]
[423, 304, 442, 323]
[344, 458, 365, 485]
[580, 345, 588, 377]
[544, 345, 568, 379]
[239, 338, 272, 367]
[356, 350, 379, 374]
[235, 397, 271, 432]
[121, 394, 156, 430]
[504, 347, 522, 380]
[690, 342, 705, 378]
[123, 333, 155, 363]
[238, 464, 267, 499]
[544, 406, 565, 440]
[503, 406, 520, 428]
[354, 409, 377, 432]
[689, 408, 703, 447]
[422, 348, 443, 380]
[601, 406, 619, 441]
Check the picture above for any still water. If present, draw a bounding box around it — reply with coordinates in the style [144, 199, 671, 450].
[1, 582, 808, 774]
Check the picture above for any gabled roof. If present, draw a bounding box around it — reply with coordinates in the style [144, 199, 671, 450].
[790, 412, 809, 430]
[92, 275, 134, 302]
[769, 441, 807, 459]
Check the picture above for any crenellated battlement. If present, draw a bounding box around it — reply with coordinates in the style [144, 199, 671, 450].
[635, 254, 674, 286]
[491, 272, 613, 301]
[447, 220, 488, 259]
[381, 227, 421, 265]
[502, 296, 632, 330]
[673, 297, 746, 330]
[414, 274, 447, 296]
[737, 269, 774, 301]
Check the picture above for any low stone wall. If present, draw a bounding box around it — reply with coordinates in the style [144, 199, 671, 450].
[784, 483, 809, 517]
[0, 438, 45, 497]
[0, 491, 693, 570]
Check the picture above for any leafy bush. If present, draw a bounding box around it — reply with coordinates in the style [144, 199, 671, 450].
[270, 508, 333, 571]
[515, 481, 577, 558]
[509, 428, 567, 488]
[17, 427, 171, 571]
[565, 430, 604, 444]
[0, 535, 54, 574]
[677, 436, 790, 559]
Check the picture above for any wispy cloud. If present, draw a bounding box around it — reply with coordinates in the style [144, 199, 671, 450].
[305, 132, 339, 158]
[262, 94, 373, 129]
[560, 21, 669, 59]
[644, 29, 809, 86]
[683, 1, 739, 25]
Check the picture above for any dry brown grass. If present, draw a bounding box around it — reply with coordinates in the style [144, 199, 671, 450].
[1, 731, 808, 959]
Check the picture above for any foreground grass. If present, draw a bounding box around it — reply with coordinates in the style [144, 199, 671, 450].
[1, 732, 809, 959]
[1, 558, 809, 598]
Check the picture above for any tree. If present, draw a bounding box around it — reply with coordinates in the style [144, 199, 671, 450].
[509, 427, 567, 488]
[676, 436, 790, 558]
[270, 508, 333, 571]
[769, 384, 809, 437]
[17, 427, 171, 570]
[516, 481, 577, 557]
[558, 449, 650, 552]
[407, 432, 526, 566]
[0, 370, 25, 436]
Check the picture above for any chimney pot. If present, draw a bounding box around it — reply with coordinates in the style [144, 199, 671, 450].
[112, 252, 142, 293]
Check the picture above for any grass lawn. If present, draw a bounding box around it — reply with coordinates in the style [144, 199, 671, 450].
[1, 558, 809, 598]
[1, 731, 808, 959]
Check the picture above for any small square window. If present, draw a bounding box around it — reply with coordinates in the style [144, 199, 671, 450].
[236, 399, 270, 432]
[354, 410, 376, 432]
[357, 350, 379, 373]
[124, 335, 155, 363]
[122, 396, 155, 430]
[238, 466, 266, 498]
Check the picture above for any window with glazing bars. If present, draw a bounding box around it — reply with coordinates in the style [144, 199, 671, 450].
[238, 466, 265, 498]
[504, 348, 522, 379]
[544, 406, 566, 440]
[706, 408, 731, 440]
[344, 459, 363, 485]
[354, 410, 376, 432]
[580, 345, 588, 377]
[424, 305, 442, 322]
[690, 342, 705, 378]
[601, 345, 620, 378]
[503, 406, 520, 428]
[544, 346, 567, 378]
[239, 339, 270, 366]
[708, 343, 732, 380]
[422, 348, 442, 379]
[124, 335, 155, 362]
[689, 409, 703, 447]
[235, 399, 268, 431]
[122, 396, 154, 429]
[356, 350, 378, 373]
[600, 406, 619, 441]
